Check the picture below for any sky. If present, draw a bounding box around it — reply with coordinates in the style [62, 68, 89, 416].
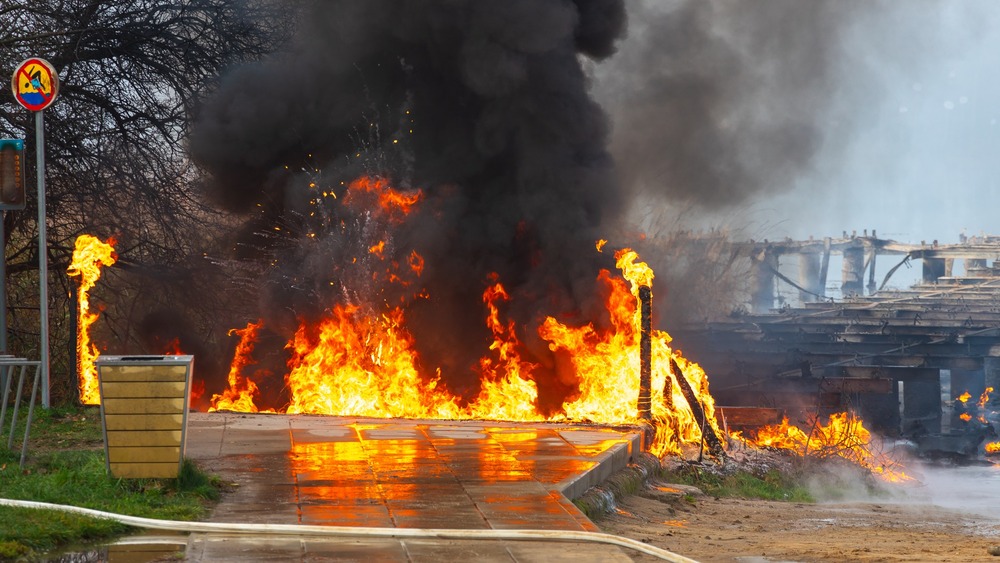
[594, 1, 1000, 246]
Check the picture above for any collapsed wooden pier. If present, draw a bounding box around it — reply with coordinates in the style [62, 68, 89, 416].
[678, 233, 1000, 456]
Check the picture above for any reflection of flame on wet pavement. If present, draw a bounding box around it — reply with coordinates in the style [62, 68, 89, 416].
[279, 420, 635, 529]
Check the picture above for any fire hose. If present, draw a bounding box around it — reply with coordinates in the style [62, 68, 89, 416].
[0, 498, 700, 563]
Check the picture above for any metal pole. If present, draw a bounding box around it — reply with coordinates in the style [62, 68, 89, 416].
[35, 110, 49, 407]
[638, 285, 652, 421]
[0, 210, 7, 354]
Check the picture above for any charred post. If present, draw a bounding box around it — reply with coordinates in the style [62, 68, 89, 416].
[866, 245, 878, 295]
[638, 284, 652, 421]
[670, 357, 726, 459]
[750, 246, 777, 312]
[922, 257, 946, 284]
[841, 245, 865, 297]
[798, 251, 821, 302]
[818, 237, 831, 298]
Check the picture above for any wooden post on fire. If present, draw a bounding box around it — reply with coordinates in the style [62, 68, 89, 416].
[638, 285, 652, 421]
[670, 357, 726, 459]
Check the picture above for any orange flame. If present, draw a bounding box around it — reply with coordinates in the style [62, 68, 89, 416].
[67, 234, 117, 405]
[368, 240, 386, 259]
[163, 338, 184, 355]
[209, 320, 272, 413]
[408, 250, 425, 277]
[237, 238, 719, 456]
[734, 412, 911, 482]
[285, 305, 462, 418]
[978, 387, 993, 409]
[540, 248, 721, 456]
[468, 280, 543, 421]
[960, 412, 973, 422]
[986, 441, 1000, 454]
[343, 176, 422, 219]
[957, 391, 972, 404]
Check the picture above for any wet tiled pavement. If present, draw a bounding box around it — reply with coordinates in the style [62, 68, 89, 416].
[183, 413, 643, 562]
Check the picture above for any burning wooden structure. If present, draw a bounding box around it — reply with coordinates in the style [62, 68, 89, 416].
[679, 233, 1000, 458]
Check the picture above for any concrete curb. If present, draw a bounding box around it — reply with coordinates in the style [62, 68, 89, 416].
[555, 430, 645, 501]
[570, 452, 664, 520]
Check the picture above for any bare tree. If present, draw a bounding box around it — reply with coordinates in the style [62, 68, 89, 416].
[0, 0, 290, 402]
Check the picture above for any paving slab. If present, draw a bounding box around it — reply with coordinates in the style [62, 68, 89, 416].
[182, 413, 642, 562]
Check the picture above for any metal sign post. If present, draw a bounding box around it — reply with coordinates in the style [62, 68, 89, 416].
[35, 111, 49, 407]
[11, 58, 59, 407]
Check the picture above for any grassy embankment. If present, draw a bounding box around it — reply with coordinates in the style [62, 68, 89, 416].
[0, 406, 221, 560]
[665, 464, 814, 502]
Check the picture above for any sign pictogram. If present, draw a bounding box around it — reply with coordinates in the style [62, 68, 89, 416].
[11, 58, 59, 112]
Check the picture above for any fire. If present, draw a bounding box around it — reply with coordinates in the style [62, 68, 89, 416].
[163, 338, 184, 355]
[978, 387, 993, 408]
[209, 320, 273, 413]
[368, 240, 386, 258]
[986, 442, 1000, 454]
[66, 234, 117, 405]
[960, 412, 973, 422]
[957, 391, 972, 404]
[407, 250, 425, 277]
[211, 217, 719, 456]
[542, 249, 722, 456]
[468, 279, 543, 421]
[734, 412, 911, 483]
[284, 305, 462, 418]
[343, 176, 421, 219]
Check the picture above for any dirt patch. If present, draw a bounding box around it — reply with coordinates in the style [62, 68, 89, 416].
[600, 481, 1000, 562]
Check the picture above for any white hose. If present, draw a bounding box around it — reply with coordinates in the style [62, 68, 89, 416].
[0, 498, 699, 563]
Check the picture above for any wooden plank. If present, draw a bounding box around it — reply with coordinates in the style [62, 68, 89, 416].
[816, 378, 893, 394]
[101, 398, 186, 414]
[106, 430, 182, 448]
[108, 462, 180, 479]
[107, 446, 181, 463]
[98, 365, 188, 382]
[100, 381, 186, 399]
[103, 414, 185, 431]
[715, 406, 781, 427]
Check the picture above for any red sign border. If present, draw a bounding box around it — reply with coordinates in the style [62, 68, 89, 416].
[11, 58, 59, 112]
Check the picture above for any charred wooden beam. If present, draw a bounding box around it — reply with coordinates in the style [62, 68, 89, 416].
[714, 406, 782, 428]
[816, 378, 893, 393]
[638, 285, 652, 421]
[670, 357, 726, 458]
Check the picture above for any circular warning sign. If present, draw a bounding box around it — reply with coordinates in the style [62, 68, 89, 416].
[11, 58, 59, 112]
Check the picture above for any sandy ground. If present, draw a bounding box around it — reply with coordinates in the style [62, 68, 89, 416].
[600, 481, 1000, 563]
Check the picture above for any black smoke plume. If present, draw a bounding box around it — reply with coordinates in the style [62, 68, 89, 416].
[593, 0, 874, 211]
[189, 0, 626, 410]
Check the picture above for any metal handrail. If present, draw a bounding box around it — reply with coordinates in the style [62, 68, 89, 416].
[0, 358, 42, 468]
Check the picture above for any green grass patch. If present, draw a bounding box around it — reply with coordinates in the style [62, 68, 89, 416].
[665, 465, 814, 502]
[0, 406, 221, 559]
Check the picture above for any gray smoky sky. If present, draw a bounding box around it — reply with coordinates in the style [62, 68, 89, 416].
[594, 0, 1000, 243]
